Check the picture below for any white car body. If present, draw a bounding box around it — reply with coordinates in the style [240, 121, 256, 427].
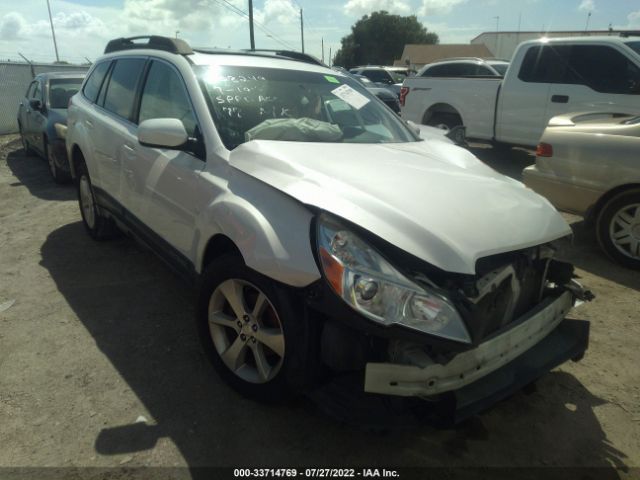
[65, 37, 590, 421]
[401, 36, 640, 147]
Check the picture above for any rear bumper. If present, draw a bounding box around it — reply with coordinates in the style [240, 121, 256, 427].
[522, 165, 601, 216]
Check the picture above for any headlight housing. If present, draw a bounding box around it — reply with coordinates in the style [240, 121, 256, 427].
[316, 214, 471, 343]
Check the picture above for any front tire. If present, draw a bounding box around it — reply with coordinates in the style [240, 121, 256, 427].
[596, 189, 640, 269]
[197, 254, 311, 401]
[76, 157, 118, 240]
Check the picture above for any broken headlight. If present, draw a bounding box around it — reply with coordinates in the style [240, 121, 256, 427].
[316, 213, 471, 343]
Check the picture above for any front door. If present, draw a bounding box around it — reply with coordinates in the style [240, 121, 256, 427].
[121, 59, 206, 259]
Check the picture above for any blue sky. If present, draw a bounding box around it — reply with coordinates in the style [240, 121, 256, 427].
[0, 0, 638, 64]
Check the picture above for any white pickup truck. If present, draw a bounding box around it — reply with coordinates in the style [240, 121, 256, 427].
[400, 36, 640, 147]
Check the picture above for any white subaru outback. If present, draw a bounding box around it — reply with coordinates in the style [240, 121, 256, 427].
[66, 36, 591, 423]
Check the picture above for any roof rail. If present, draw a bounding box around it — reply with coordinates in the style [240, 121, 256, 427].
[243, 49, 324, 66]
[192, 47, 325, 66]
[104, 36, 193, 55]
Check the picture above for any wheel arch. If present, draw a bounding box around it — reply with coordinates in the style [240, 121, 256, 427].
[586, 183, 640, 226]
[422, 102, 464, 125]
[200, 233, 244, 271]
[196, 194, 321, 287]
[69, 144, 85, 179]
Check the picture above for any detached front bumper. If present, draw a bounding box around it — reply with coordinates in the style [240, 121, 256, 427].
[365, 291, 588, 397]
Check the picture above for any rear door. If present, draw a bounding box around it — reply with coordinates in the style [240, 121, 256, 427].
[90, 57, 146, 206]
[121, 58, 205, 258]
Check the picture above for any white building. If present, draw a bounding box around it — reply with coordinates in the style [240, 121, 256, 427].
[471, 30, 637, 60]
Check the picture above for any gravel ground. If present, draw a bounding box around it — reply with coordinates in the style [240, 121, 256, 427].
[0, 134, 639, 478]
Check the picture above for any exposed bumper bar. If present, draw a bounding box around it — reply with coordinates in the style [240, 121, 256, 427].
[365, 291, 577, 396]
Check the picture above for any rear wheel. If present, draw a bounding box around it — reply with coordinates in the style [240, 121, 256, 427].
[596, 189, 640, 269]
[45, 137, 70, 184]
[426, 112, 462, 131]
[19, 123, 32, 155]
[197, 254, 311, 401]
[76, 156, 118, 240]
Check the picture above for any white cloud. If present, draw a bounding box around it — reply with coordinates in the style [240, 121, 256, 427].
[418, 0, 467, 16]
[628, 10, 640, 27]
[343, 0, 411, 17]
[255, 0, 299, 25]
[0, 12, 28, 40]
[578, 0, 595, 12]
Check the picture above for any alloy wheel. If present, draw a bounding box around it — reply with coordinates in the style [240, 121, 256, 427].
[79, 175, 96, 229]
[609, 203, 640, 259]
[208, 279, 285, 384]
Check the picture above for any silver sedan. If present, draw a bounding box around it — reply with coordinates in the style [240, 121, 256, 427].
[524, 111, 640, 268]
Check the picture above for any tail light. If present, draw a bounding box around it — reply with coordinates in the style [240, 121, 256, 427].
[399, 86, 409, 107]
[536, 142, 553, 157]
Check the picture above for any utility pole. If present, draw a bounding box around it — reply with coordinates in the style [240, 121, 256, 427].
[46, 0, 60, 62]
[585, 11, 591, 32]
[300, 8, 305, 53]
[329, 47, 332, 66]
[248, 0, 255, 50]
[321, 37, 324, 63]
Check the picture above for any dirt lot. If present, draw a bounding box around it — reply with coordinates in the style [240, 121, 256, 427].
[0, 134, 639, 478]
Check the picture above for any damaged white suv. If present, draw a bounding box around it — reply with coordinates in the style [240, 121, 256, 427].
[66, 36, 591, 423]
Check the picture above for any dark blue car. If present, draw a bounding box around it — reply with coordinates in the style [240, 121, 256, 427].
[17, 72, 85, 183]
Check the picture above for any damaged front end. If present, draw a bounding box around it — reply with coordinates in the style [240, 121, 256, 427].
[307, 213, 592, 423]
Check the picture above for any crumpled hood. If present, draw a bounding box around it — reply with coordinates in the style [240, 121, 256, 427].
[229, 139, 570, 274]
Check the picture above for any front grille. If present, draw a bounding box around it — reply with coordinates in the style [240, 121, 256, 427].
[468, 249, 551, 341]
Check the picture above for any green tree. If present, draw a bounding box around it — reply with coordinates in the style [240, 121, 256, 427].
[333, 11, 438, 68]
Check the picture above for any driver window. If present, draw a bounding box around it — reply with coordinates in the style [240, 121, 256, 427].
[138, 60, 198, 136]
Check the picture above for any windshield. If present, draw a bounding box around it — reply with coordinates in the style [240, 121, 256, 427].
[491, 63, 509, 75]
[626, 41, 640, 56]
[48, 78, 83, 109]
[196, 65, 417, 149]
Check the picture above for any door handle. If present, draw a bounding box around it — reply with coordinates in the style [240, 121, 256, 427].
[85, 119, 93, 128]
[551, 95, 569, 104]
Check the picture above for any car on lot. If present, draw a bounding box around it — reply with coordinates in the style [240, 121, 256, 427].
[416, 57, 509, 77]
[349, 66, 405, 96]
[524, 111, 640, 269]
[66, 35, 591, 423]
[332, 68, 400, 113]
[17, 72, 85, 183]
[401, 36, 640, 146]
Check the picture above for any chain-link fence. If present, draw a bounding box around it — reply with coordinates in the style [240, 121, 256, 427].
[0, 62, 89, 135]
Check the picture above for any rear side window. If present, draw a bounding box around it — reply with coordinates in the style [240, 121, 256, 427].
[138, 60, 198, 136]
[518, 45, 569, 83]
[422, 64, 451, 77]
[83, 61, 110, 103]
[103, 58, 146, 120]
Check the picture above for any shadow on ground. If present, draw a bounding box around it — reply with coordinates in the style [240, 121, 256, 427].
[4, 140, 75, 201]
[39, 222, 628, 477]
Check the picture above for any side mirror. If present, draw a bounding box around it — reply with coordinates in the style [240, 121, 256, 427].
[138, 118, 188, 149]
[406, 120, 421, 136]
[29, 99, 42, 110]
